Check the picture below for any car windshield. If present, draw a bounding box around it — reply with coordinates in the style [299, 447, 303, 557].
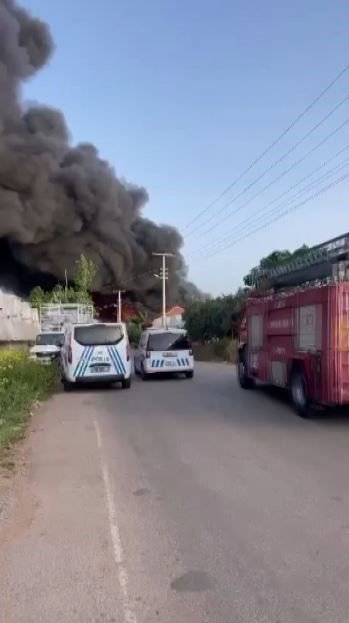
[74, 325, 124, 346]
[147, 332, 191, 352]
[36, 333, 64, 347]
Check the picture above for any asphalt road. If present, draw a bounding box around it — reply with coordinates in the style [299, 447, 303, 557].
[1, 362, 349, 623]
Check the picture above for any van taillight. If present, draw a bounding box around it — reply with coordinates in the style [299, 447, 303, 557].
[126, 343, 130, 361]
[146, 350, 151, 359]
[189, 348, 193, 356]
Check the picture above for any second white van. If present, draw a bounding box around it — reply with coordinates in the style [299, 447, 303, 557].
[134, 328, 194, 379]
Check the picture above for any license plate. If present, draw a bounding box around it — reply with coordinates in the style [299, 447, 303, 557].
[91, 365, 110, 373]
[165, 361, 176, 367]
[163, 352, 177, 357]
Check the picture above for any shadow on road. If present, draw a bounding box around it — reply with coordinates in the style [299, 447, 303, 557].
[136, 373, 193, 382]
[253, 383, 349, 426]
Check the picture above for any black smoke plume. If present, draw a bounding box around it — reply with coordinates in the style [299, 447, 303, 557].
[0, 0, 188, 307]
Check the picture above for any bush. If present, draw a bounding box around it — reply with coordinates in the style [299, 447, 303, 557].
[184, 290, 248, 342]
[127, 322, 142, 346]
[0, 350, 57, 450]
[193, 338, 237, 362]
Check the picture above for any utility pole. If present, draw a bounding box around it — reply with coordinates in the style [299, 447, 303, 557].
[64, 269, 68, 301]
[117, 290, 125, 323]
[152, 252, 174, 328]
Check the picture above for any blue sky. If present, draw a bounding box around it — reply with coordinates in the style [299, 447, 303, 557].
[23, 0, 349, 294]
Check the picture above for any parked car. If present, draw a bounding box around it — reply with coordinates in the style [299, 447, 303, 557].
[30, 331, 64, 365]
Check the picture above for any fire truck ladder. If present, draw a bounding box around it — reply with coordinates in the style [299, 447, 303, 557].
[250, 233, 349, 289]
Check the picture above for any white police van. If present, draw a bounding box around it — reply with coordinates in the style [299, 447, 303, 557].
[61, 322, 131, 391]
[134, 328, 194, 379]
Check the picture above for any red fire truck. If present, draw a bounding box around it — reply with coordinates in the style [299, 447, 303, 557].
[238, 233, 349, 417]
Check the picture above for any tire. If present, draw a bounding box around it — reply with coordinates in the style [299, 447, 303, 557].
[63, 379, 73, 392]
[290, 370, 312, 418]
[141, 363, 148, 381]
[121, 377, 131, 390]
[237, 348, 255, 389]
[185, 370, 194, 379]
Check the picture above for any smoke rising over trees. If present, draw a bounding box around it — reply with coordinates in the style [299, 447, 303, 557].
[0, 0, 189, 306]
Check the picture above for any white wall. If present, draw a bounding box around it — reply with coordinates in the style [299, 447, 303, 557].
[0, 292, 39, 342]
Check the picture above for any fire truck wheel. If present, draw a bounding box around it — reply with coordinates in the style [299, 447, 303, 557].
[290, 371, 311, 417]
[238, 349, 255, 389]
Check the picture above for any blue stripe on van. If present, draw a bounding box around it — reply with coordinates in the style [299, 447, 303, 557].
[151, 359, 172, 368]
[106, 346, 117, 372]
[81, 347, 94, 376]
[74, 347, 89, 377]
[107, 346, 121, 374]
[113, 347, 126, 374]
[82, 346, 95, 376]
[73, 347, 84, 377]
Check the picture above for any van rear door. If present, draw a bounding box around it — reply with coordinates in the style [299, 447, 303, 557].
[147, 332, 193, 370]
[73, 324, 127, 379]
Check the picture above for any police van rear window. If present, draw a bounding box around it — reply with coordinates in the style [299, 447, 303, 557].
[74, 325, 124, 346]
[147, 333, 190, 351]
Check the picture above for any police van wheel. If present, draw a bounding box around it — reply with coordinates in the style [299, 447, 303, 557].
[185, 370, 194, 379]
[121, 378, 131, 390]
[63, 379, 73, 392]
[141, 365, 149, 381]
[290, 371, 312, 418]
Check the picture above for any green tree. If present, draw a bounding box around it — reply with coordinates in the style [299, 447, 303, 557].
[184, 291, 248, 342]
[29, 255, 97, 308]
[50, 284, 65, 303]
[127, 322, 142, 345]
[29, 286, 48, 308]
[243, 244, 309, 286]
[74, 254, 96, 293]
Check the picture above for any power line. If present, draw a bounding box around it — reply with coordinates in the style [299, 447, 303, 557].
[229, 156, 349, 240]
[206, 158, 349, 257]
[189, 146, 349, 258]
[183, 63, 349, 232]
[187, 94, 349, 239]
[188, 117, 349, 249]
[202, 173, 349, 260]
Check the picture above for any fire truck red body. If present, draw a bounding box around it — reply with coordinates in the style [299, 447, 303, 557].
[238, 234, 349, 415]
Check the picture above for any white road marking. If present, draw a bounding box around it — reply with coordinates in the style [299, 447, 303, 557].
[94, 419, 137, 623]
[95, 419, 102, 449]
